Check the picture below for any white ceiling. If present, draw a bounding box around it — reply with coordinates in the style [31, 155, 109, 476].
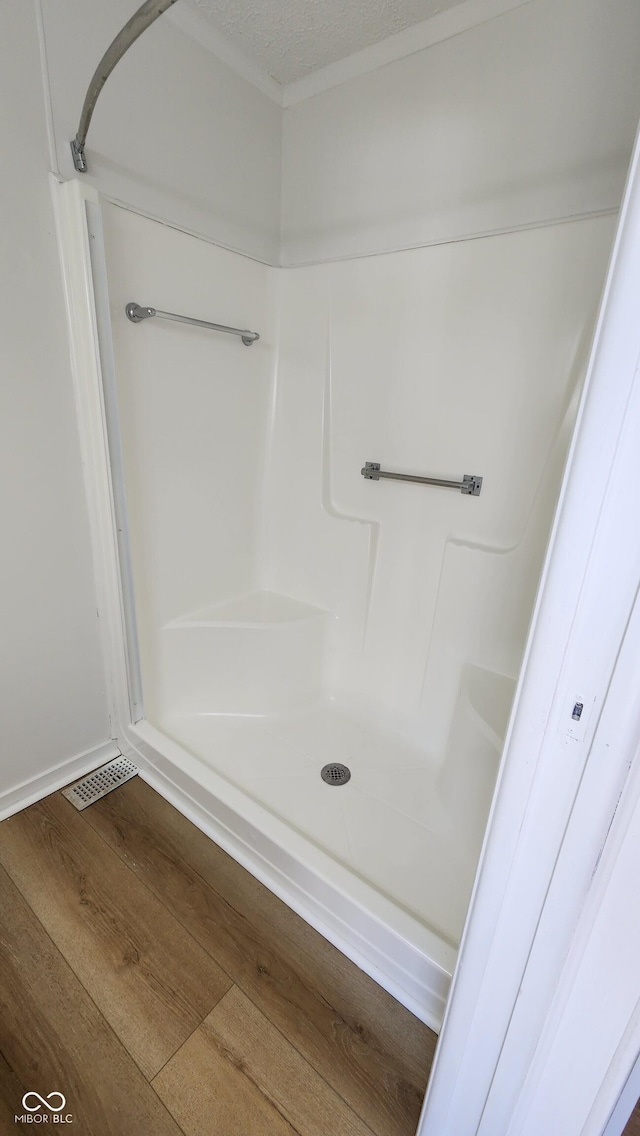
[186, 0, 471, 85]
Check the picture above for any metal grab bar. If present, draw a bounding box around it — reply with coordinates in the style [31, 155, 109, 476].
[125, 302, 260, 346]
[361, 461, 483, 496]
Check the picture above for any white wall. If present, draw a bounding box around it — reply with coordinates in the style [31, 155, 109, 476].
[39, 0, 282, 264]
[0, 1, 109, 803]
[282, 0, 640, 264]
[34, 0, 640, 267]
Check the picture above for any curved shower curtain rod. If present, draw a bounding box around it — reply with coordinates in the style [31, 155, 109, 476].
[71, 0, 179, 173]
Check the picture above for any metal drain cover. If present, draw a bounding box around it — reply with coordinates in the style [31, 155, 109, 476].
[62, 755, 138, 810]
[321, 763, 351, 786]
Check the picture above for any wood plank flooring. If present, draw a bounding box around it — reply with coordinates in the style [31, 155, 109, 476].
[0, 776, 436, 1136]
[623, 1100, 640, 1135]
[0, 863, 183, 1135]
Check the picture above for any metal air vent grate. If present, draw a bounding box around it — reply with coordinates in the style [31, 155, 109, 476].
[62, 755, 138, 810]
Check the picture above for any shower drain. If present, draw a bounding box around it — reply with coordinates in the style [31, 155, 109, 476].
[321, 763, 351, 786]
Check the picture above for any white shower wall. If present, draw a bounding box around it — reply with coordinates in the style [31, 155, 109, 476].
[102, 198, 614, 940]
[101, 204, 278, 721]
[264, 217, 615, 758]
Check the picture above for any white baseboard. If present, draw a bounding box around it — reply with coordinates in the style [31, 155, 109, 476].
[126, 719, 452, 1031]
[0, 739, 121, 821]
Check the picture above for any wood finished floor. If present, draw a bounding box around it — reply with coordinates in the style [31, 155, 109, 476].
[0, 776, 436, 1136]
[624, 1101, 640, 1136]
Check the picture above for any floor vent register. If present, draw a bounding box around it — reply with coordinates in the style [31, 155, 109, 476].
[62, 755, 138, 810]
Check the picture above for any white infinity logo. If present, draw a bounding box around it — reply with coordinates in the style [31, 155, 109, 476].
[22, 1092, 66, 1113]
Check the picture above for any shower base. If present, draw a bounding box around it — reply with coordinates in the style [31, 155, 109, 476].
[159, 702, 477, 945]
[125, 676, 507, 1028]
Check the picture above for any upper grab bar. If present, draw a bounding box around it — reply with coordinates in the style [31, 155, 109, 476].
[125, 302, 260, 346]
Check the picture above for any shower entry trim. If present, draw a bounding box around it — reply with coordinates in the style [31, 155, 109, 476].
[362, 461, 483, 495]
[125, 301, 261, 346]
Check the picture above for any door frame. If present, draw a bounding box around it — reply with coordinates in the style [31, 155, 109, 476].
[418, 121, 640, 1134]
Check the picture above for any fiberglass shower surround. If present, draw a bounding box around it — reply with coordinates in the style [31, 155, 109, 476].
[100, 198, 613, 989]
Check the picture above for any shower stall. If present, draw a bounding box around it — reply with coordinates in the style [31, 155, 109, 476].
[48, 0, 639, 1033]
[56, 183, 613, 1027]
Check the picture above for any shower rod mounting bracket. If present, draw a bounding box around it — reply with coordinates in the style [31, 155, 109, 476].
[362, 462, 483, 496]
[70, 138, 87, 174]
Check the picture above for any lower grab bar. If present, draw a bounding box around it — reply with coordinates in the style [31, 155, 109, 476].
[361, 462, 483, 496]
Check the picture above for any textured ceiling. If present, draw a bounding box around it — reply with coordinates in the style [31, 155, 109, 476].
[187, 0, 470, 85]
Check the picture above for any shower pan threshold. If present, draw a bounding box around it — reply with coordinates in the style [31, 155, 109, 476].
[128, 706, 465, 1029]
